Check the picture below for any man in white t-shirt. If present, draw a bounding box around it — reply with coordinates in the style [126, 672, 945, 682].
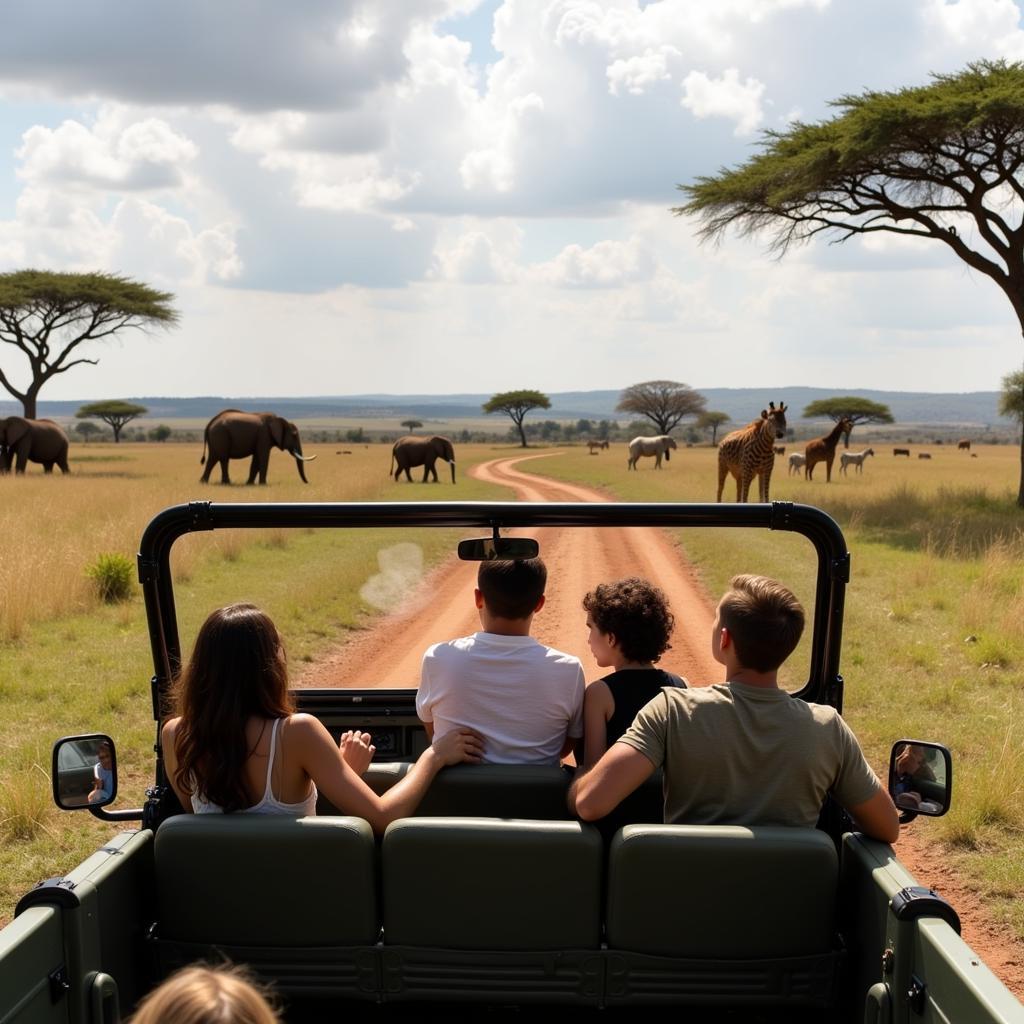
[417, 558, 585, 765]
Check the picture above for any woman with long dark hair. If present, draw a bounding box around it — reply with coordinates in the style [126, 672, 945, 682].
[162, 603, 483, 833]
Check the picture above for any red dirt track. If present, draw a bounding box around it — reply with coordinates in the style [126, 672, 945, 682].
[296, 452, 1024, 998]
[297, 453, 721, 688]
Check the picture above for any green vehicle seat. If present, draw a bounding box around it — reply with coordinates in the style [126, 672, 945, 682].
[380, 817, 604, 1004]
[604, 824, 843, 1007]
[152, 815, 379, 1000]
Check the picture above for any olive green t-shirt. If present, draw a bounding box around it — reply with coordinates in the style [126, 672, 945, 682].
[618, 683, 881, 829]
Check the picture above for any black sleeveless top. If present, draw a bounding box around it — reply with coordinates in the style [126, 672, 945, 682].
[604, 668, 686, 749]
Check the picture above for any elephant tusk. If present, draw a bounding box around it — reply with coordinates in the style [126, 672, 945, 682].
[291, 451, 317, 462]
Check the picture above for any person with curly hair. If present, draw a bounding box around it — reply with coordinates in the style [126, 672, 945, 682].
[581, 577, 684, 767]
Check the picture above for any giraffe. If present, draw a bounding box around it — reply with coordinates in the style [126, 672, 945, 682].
[804, 418, 853, 482]
[716, 402, 788, 502]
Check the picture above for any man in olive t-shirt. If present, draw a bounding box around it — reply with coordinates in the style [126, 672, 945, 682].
[569, 575, 899, 843]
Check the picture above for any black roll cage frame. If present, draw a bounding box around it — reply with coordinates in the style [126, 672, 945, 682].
[115, 500, 850, 824]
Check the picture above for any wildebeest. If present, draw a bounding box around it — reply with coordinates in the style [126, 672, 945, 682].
[774, 445, 785, 455]
[918, 453, 932, 460]
[958, 439, 971, 451]
[893, 448, 910, 457]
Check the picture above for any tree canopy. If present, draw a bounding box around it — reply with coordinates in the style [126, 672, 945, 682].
[696, 410, 731, 445]
[677, 59, 1024, 500]
[76, 400, 149, 443]
[0, 270, 178, 418]
[400, 419, 423, 432]
[1000, 369, 1024, 506]
[482, 389, 551, 447]
[802, 397, 894, 447]
[616, 380, 706, 436]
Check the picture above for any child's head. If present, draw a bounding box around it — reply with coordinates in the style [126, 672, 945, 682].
[130, 964, 278, 1024]
[477, 558, 547, 620]
[715, 574, 804, 672]
[582, 577, 674, 665]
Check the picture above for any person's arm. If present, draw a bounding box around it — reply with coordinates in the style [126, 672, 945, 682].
[581, 680, 614, 768]
[847, 788, 900, 844]
[422, 722, 435, 742]
[568, 742, 657, 820]
[293, 714, 484, 834]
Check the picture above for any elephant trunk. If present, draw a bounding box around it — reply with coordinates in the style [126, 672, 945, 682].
[289, 449, 310, 483]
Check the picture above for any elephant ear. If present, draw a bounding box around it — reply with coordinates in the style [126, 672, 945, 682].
[5, 418, 28, 446]
[268, 417, 286, 448]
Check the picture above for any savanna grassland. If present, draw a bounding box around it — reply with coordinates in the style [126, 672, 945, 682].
[531, 441, 1024, 935]
[2, 436, 1023, 939]
[0, 441, 508, 922]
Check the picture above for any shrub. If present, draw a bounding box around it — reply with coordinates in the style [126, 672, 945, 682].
[86, 553, 135, 603]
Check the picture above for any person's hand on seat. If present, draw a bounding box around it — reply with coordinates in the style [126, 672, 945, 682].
[339, 730, 375, 775]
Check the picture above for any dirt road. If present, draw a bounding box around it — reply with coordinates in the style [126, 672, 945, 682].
[297, 452, 720, 687]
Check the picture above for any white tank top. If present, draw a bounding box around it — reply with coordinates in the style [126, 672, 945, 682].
[191, 718, 318, 816]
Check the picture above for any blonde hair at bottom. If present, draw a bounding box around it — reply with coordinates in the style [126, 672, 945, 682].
[129, 964, 279, 1024]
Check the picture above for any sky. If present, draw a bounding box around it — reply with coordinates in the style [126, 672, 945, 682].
[1, 0, 1023, 401]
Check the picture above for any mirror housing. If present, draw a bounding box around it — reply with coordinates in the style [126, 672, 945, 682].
[889, 739, 952, 822]
[52, 734, 117, 811]
[458, 536, 539, 561]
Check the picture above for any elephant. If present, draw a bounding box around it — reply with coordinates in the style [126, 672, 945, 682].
[199, 409, 315, 485]
[390, 434, 456, 483]
[627, 435, 677, 470]
[0, 416, 70, 474]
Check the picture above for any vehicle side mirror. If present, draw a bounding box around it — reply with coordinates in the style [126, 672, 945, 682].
[889, 740, 952, 821]
[53, 734, 117, 810]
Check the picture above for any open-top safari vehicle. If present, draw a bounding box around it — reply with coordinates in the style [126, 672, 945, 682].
[2, 498, 1022, 1023]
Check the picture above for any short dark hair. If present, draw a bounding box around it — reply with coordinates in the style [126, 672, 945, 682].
[477, 558, 546, 620]
[718, 575, 805, 672]
[582, 577, 674, 663]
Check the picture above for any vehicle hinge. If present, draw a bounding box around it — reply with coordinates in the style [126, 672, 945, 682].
[136, 555, 159, 584]
[769, 501, 793, 530]
[15, 877, 80, 916]
[188, 501, 215, 531]
[907, 974, 926, 1015]
[890, 886, 961, 934]
[48, 965, 70, 1003]
[831, 551, 851, 582]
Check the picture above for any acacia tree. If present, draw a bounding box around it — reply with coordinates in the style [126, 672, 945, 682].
[676, 60, 1024, 503]
[1000, 368, 1024, 507]
[400, 419, 423, 433]
[76, 400, 148, 443]
[616, 380, 706, 436]
[482, 389, 551, 448]
[0, 270, 177, 418]
[696, 410, 731, 446]
[801, 397, 893, 448]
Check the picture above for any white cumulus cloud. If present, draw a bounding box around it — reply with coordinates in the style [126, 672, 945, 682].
[538, 236, 657, 289]
[680, 67, 766, 135]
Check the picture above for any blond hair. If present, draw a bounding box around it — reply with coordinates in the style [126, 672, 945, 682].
[130, 965, 279, 1024]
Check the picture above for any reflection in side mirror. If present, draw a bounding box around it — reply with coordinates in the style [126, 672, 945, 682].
[889, 740, 952, 819]
[52, 734, 117, 811]
[457, 537, 540, 561]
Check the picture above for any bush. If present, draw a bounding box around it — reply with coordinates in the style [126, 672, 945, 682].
[86, 553, 135, 603]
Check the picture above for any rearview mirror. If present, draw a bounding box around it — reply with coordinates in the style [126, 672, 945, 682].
[889, 740, 952, 819]
[458, 537, 539, 561]
[52, 734, 117, 810]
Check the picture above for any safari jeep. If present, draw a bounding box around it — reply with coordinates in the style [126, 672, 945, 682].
[2, 499, 1023, 1023]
